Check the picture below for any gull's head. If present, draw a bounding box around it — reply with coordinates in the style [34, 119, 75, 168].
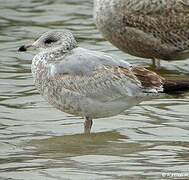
[18, 30, 77, 52]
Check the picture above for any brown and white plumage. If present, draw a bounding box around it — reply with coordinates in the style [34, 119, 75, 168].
[19, 30, 165, 134]
[94, 0, 189, 63]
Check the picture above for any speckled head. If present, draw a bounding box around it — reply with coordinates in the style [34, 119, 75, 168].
[18, 30, 77, 52]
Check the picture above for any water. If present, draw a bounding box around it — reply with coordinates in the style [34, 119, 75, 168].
[0, 0, 189, 179]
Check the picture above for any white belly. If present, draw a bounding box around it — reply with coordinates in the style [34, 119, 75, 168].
[42, 86, 142, 119]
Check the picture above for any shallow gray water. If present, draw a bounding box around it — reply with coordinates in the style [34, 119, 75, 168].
[0, 0, 189, 179]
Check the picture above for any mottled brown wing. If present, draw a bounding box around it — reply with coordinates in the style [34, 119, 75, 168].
[50, 65, 143, 102]
[122, 1, 189, 52]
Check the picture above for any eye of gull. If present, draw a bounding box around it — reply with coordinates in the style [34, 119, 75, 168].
[44, 38, 57, 44]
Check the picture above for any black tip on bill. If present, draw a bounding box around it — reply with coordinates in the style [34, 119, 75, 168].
[18, 45, 27, 52]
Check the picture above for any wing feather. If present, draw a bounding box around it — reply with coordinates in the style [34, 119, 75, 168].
[51, 65, 142, 102]
[47, 48, 163, 102]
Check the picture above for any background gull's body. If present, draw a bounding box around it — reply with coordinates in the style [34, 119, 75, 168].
[94, 0, 189, 61]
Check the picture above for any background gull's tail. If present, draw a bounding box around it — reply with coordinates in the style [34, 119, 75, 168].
[163, 79, 189, 94]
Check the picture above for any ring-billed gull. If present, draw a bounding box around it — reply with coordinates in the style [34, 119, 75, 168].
[18, 30, 188, 134]
[94, 0, 189, 67]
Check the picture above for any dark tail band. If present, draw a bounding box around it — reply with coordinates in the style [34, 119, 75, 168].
[163, 79, 189, 94]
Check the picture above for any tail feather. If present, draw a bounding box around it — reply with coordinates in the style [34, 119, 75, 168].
[132, 66, 189, 94]
[163, 79, 189, 94]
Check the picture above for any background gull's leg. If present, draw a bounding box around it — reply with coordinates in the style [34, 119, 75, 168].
[152, 58, 161, 69]
[84, 117, 93, 134]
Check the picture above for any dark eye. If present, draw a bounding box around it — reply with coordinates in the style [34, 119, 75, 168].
[44, 38, 57, 44]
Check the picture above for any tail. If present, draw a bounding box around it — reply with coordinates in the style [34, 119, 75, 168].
[131, 66, 189, 94]
[163, 79, 189, 94]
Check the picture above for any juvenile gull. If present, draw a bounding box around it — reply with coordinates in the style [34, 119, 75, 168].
[19, 30, 188, 134]
[94, 0, 189, 67]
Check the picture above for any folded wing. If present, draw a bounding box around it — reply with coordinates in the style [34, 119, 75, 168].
[48, 48, 164, 102]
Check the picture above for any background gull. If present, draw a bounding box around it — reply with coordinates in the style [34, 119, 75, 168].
[19, 30, 189, 134]
[94, 0, 189, 67]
